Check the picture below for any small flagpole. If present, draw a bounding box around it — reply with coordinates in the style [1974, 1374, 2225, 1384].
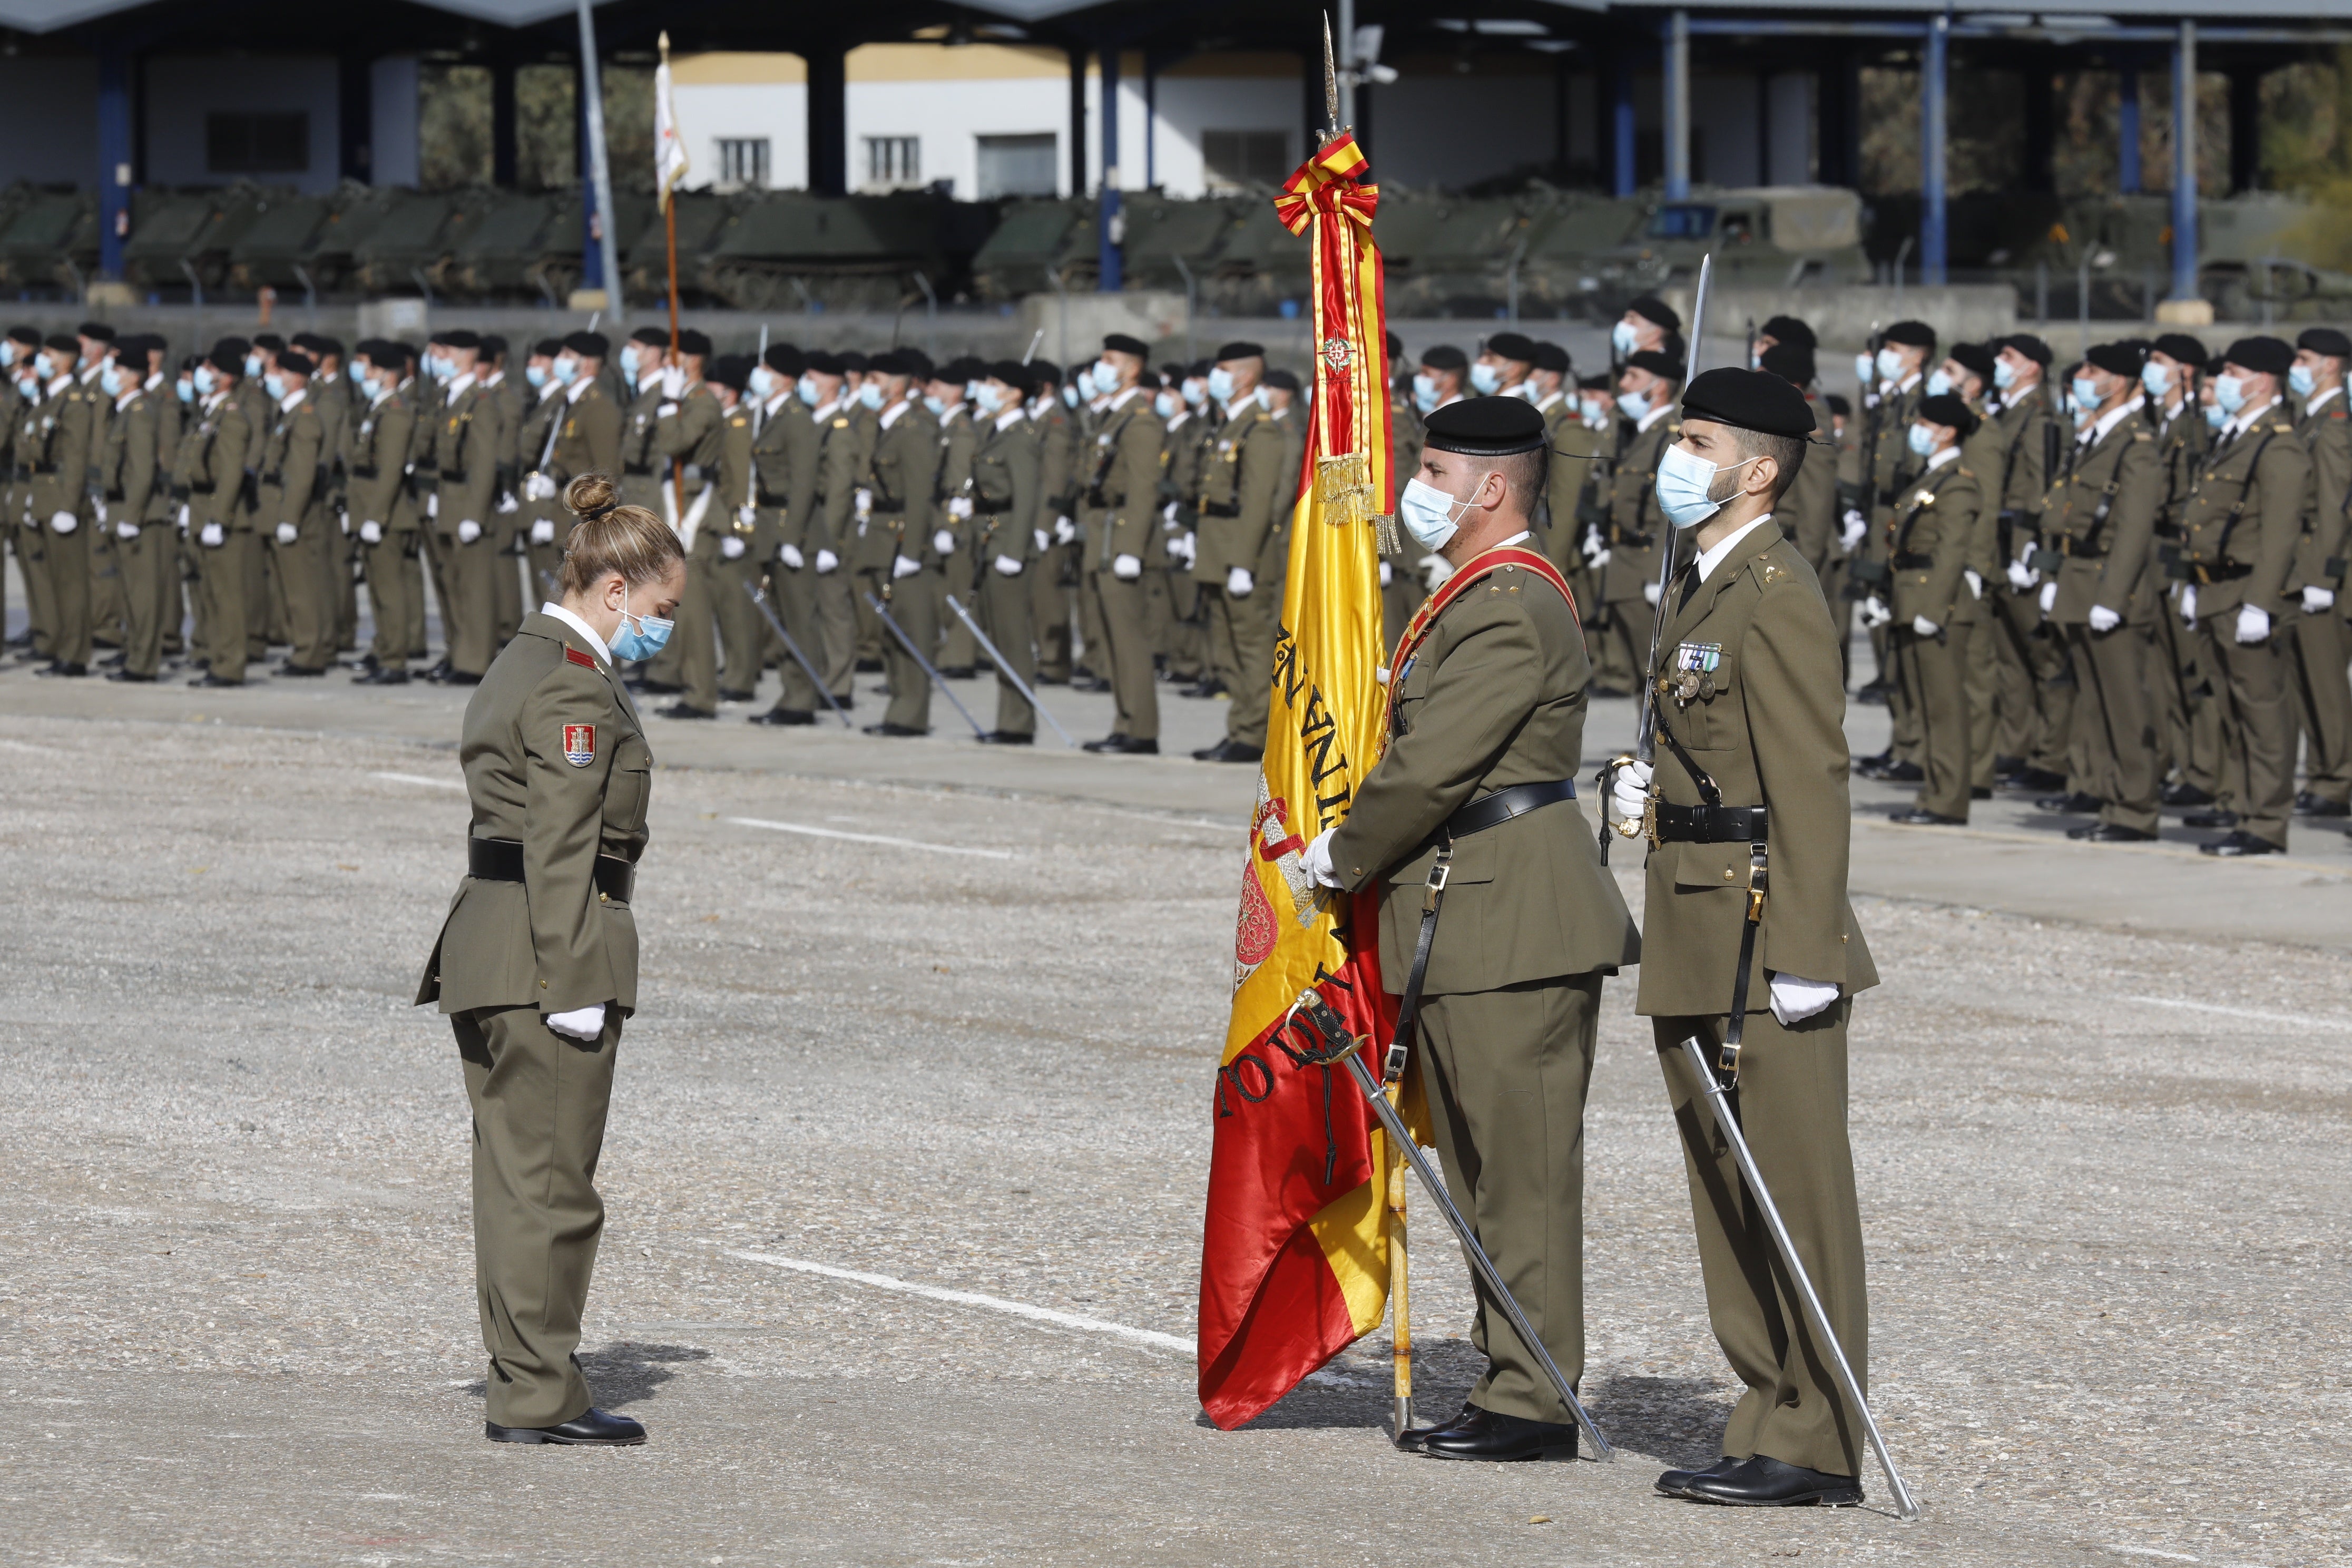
[1385, 1102, 1414, 1443]
[660, 30, 683, 524]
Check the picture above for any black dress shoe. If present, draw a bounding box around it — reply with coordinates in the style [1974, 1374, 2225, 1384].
[188, 672, 244, 688]
[1850, 749, 1892, 775]
[1033, 671, 1071, 687]
[423, 659, 454, 681]
[276, 663, 328, 678]
[2000, 766, 2066, 792]
[656, 702, 717, 720]
[484, 1406, 646, 1446]
[354, 667, 410, 685]
[2035, 791, 2102, 814]
[2295, 790, 2351, 818]
[2161, 779, 2216, 808]
[2068, 821, 2155, 842]
[34, 661, 89, 677]
[1072, 677, 1113, 693]
[105, 668, 156, 683]
[977, 730, 1034, 744]
[1417, 1405, 1577, 1463]
[2181, 808, 2239, 829]
[1589, 683, 1632, 699]
[1081, 734, 1158, 754]
[440, 670, 482, 687]
[624, 676, 681, 695]
[1971, 786, 1993, 799]
[2201, 829, 2282, 857]
[1396, 1402, 1482, 1453]
[1871, 759, 1925, 783]
[1179, 679, 1227, 699]
[1678, 1454, 1861, 1507]
[1888, 808, 1964, 826]
[749, 707, 815, 726]
[855, 656, 885, 674]
[1192, 739, 1264, 764]
[718, 688, 757, 703]
[1655, 1455, 1742, 1497]
[864, 721, 926, 737]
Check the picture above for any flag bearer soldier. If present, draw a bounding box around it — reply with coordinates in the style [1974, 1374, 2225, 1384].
[1191, 342, 1286, 765]
[1608, 367, 1882, 1508]
[1079, 334, 1167, 754]
[1596, 348, 1683, 700]
[27, 335, 96, 677]
[864, 350, 944, 737]
[1875, 393, 1986, 827]
[1302, 396, 1639, 1463]
[2288, 327, 2352, 821]
[968, 360, 1044, 744]
[349, 342, 422, 684]
[2174, 336, 2312, 857]
[100, 339, 167, 682]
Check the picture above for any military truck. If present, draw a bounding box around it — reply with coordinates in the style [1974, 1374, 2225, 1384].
[1584, 185, 1869, 313]
[1370, 189, 1532, 317]
[0, 186, 96, 297]
[971, 197, 1092, 300]
[701, 190, 966, 313]
[226, 187, 344, 297]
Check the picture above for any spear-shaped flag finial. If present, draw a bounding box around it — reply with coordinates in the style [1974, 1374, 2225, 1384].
[1321, 12, 1341, 136]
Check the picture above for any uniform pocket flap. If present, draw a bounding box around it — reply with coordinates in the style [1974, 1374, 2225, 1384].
[1383, 830, 1498, 887]
[1669, 839, 1752, 890]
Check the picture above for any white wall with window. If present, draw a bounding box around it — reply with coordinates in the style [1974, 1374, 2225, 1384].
[144, 55, 341, 194]
[670, 54, 810, 193]
[1134, 56, 1299, 198]
[845, 44, 1069, 199]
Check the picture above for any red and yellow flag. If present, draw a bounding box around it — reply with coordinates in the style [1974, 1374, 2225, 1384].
[1197, 132, 1404, 1431]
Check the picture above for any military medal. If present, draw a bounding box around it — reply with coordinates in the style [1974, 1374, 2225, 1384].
[1668, 641, 1721, 705]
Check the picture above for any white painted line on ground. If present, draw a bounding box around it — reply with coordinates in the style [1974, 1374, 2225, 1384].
[2135, 996, 2352, 1032]
[726, 816, 1015, 860]
[2105, 1548, 2198, 1563]
[727, 1249, 1190, 1351]
[371, 771, 466, 791]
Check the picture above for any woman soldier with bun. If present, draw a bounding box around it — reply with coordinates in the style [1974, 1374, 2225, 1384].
[417, 473, 686, 1446]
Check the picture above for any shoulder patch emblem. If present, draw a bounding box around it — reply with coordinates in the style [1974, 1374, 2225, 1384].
[562, 723, 596, 767]
[564, 646, 597, 668]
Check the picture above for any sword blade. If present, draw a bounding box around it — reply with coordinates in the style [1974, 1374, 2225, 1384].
[1633, 250, 1712, 765]
[944, 592, 1075, 747]
[746, 581, 854, 728]
[1679, 1036, 1920, 1520]
[863, 590, 989, 740]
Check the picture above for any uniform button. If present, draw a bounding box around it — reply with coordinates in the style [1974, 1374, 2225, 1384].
[540, 979, 548, 988]
[599, 892, 609, 902]
[1723, 868, 1737, 881]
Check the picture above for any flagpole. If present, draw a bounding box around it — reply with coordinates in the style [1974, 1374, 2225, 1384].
[659, 30, 683, 524]
[1385, 1104, 1413, 1442]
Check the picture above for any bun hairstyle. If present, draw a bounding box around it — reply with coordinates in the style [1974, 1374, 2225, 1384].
[556, 473, 684, 597]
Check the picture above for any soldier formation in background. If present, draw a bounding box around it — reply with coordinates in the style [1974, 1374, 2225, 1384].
[4, 308, 2346, 851]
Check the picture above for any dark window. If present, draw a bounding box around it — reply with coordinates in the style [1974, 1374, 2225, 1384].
[207, 112, 309, 175]
[976, 133, 1058, 199]
[1645, 203, 1717, 241]
[1202, 130, 1289, 190]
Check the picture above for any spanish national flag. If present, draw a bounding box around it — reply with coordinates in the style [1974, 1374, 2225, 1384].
[1197, 132, 1409, 1430]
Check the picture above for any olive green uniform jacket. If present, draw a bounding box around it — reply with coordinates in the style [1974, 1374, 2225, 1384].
[2176, 401, 2309, 618]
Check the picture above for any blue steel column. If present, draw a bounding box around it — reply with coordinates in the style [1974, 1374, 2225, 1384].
[1663, 9, 1690, 200]
[2171, 19, 2197, 302]
[1098, 46, 1122, 292]
[1920, 12, 1947, 286]
[97, 40, 132, 283]
[1612, 57, 1636, 197]
[2118, 61, 2141, 194]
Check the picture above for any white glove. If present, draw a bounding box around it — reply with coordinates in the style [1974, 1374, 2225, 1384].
[854, 487, 874, 518]
[337, 512, 351, 536]
[1838, 509, 1867, 551]
[1963, 568, 1984, 599]
[1112, 553, 1143, 580]
[738, 505, 758, 530]
[1580, 532, 1607, 566]
[2088, 603, 2122, 633]
[1033, 527, 1051, 553]
[426, 492, 439, 519]
[528, 518, 554, 546]
[720, 535, 746, 560]
[1859, 595, 1892, 629]
[948, 496, 975, 521]
[199, 521, 224, 547]
[659, 365, 686, 400]
[1053, 515, 1075, 544]
[2304, 584, 2337, 614]
[2180, 584, 2198, 625]
[1912, 615, 1939, 637]
[933, 528, 956, 556]
[1768, 972, 1840, 1027]
[779, 542, 805, 570]
[495, 491, 519, 515]
[1609, 757, 1653, 822]
[456, 518, 482, 545]
[94, 498, 107, 524]
[177, 503, 190, 531]
[49, 509, 75, 535]
[1642, 580, 1662, 606]
[892, 554, 923, 580]
[525, 472, 557, 501]
[1302, 827, 1344, 889]
[361, 520, 384, 545]
[275, 522, 298, 545]
[1417, 554, 1453, 592]
[1172, 532, 1197, 565]
[1378, 560, 1392, 587]
[814, 548, 839, 574]
[544, 1003, 606, 1042]
[1587, 546, 1612, 570]
[2037, 580, 2057, 613]
[2236, 603, 2271, 644]
[114, 519, 138, 541]
[1227, 565, 1254, 598]
[994, 553, 1023, 576]
[2006, 556, 2037, 592]
[1162, 500, 1180, 525]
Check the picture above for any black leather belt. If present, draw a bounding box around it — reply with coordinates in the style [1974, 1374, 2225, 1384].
[187, 481, 217, 495]
[1445, 779, 1576, 838]
[2168, 558, 2251, 584]
[1652, 803, 1769, 844]
[439, 469, 467, 483]
[870, 501, 906, 515]
[1891, 552, 1934, 570]
[973, 497, 1011, 514]
[350, 464, 379, 479]
[468, 836, 635, 903]
[1609, 525, 1656, 548]
[2057, 535, 2106, 558]
[1200, 499, 1240, 517]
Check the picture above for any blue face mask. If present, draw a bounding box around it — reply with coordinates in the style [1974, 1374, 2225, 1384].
[1925, 369, 1955, 399]
[2213, 374, 2247, 416]
[1993, 358, 2018, 391]
[1907, 422, 1937, 457]
[245, 354, 265, 380]
[2142, 361, 2172, 398]
[1397, 476, 1467, 552]
[264, 373, 287, 402]
[1616, 390, 1650, 422]
[1855, 352, 1877, 387]
[619, 345, 641, 381]
[1875, 347, 1909, 384]
[1654, 442, 1757, 530]
[1469, 362, 1502, 396]
[749, 366, 777, 400]
[922, 393, 947, 417]
[2204, 401, 2228, 429]
[1061, 384, 1080, 408]
[99, 361, 123, 397]
[1611, 320, 1640, 355]
[1207, 366, 1236, 404]
[857, 382, 885, 411]
[797, 375, 821, 406]
[525, 364, 548, 389]
[175, 377, 194, 405]
[552, 355, 581, 385]
[2289, 362, 2318, 398]
[609, 591, 673, 661]
[2071, 376, 2102, 413]
[193, 365, 217, 397]
[1154, 390, 1182, 420]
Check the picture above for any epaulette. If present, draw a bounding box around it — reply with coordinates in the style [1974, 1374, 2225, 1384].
[1957, 466, 1975, 477]
[1757, 556, 1790, 587]
[2132, 431, 2152, 441]
[832, 418, 849, 429]
[2330, 409, 2347, 420]
[564, 646, 597, 668]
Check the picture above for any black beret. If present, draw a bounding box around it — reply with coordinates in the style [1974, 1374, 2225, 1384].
[675, 328, 712, 357]
[478, 334, 507, 359]
[803, 350, 844, 376]
[276, 349, 315, 378]
[1103, 333, 1150, 359]
[705, 354, 752, 392]
[1214, 340, 1265, 362]
[563, 330, 610, 358]
[1134, 368, 1163, 390]
[630, 326, 670, 348]
[1384, 330, 1403, 360]
[2151, 333, 2208, 365]
[439, 329, 481, 351]
[76, 319, 115, 341]
[867, 349, 911, 377]
[1826, 393, 1852, 417]
[2086, 340, 2146, 378]
[1883, 320, 1936, 351]
[252, 332, 286, 352]
[1531, 342, 1570, 374]
[1626, 295, 1680, 333]
[44, 332, 79, 354]
[1625, 349, 1684, 382]
[1948, 341, 1996, 381]
[763, 343, 806, 377]
[1760, 315, 1817, 351]
[1186, 359, 1211, 378]
[2204, 356, 2229, 377]
[2000, 333, 2053, 366]
[1420, 344, 1468, 372]
[2224, 336, 2294, 377]
[986, 359, 1032, 391]
[314, 335, 345, 359]
[899, 349, 934, 381]
[207, 344, 243, 375]
[1423, 394, 1548, 457]
[1262, 367, 1302, 393]
[2299, 327, 2352, 360]
[1485, 331, 1537, 362]
[290, 331, 327, 353]
[351, 339, 391, 366]
[1760, 341, 1815, 387]
[1682, 367, 1816, 438]
[939, 355, 988, 384]
[1576, 372, 1612, 391]
[835, 350, 868, 373]
[532, 337, 564, 358]
[214, 335, 251, 358]
[1029, 358, 1062, 384]
[6, 324, 40, 346]
[1915, 391, 1979, 439]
